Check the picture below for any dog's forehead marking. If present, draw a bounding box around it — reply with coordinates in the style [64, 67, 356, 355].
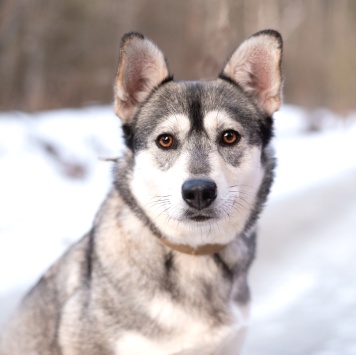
[156, 110, 245, 139]
[155, 113, 190, 135]
[203, 110, 245, 137]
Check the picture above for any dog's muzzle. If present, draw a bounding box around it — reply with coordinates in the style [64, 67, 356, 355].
[181, 179, 217, 210]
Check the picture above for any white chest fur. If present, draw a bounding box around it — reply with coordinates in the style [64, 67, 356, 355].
[115, 295, 248, 355]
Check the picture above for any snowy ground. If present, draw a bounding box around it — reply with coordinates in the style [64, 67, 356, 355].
[0, 105, 355, 353]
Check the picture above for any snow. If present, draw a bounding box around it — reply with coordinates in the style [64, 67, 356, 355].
[272, 105, 356, 199]
[0, 104, 356, 353]
[0, 107, 122, 296]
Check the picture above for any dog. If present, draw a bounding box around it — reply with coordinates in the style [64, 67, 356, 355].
[0, 29, 283, 354]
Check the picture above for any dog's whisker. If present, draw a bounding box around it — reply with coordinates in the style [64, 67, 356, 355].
[239, 196, 252, 208]
[98, 156, 119, 162]
[144, 200, 170, 211]
[144, 195, 172, 208]
[230, 184, 255, 189]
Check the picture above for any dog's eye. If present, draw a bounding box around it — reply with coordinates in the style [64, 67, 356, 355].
[157, 134, 175, 149]
[220, 130, 240, 146]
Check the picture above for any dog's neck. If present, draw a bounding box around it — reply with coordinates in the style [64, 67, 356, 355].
[156, 237, 227, 256]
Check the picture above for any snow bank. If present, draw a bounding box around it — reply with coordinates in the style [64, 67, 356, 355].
[272, 106, 356, 200]
[0, 107, 122, 294]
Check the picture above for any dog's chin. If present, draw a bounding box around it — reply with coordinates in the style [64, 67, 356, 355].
[158, 208, 241, 247]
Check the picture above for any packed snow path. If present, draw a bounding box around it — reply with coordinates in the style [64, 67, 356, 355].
[243, 168, 356, 355]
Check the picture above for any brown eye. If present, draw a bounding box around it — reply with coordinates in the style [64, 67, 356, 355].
[221, 130, 240, 146]
[157, 134, 175, 149]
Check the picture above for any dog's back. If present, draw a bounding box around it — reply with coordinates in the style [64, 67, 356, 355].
[0, 30, 282, 355]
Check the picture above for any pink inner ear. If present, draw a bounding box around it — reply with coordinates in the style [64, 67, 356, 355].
[251, 47, 279, 89]
[123, 49, 150, 104]
[224, 34, 282, 115]
[114, 37, 169, 122]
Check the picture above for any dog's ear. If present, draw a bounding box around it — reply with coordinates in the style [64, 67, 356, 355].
[114, 32, 170, 122]
[222, 30, 283, 116]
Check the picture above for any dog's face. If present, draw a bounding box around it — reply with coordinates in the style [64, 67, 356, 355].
[114, 31, 282, 248]
[128, 81, 268, 247]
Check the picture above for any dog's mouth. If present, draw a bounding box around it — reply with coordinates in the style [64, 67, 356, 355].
[184, 210, 215, 222]
[190, 215, 213, 222]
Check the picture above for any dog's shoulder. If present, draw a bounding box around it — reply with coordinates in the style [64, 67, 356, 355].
[0, 234, 92, 354]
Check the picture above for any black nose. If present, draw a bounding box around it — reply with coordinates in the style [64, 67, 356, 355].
[182, 179, 217, 210]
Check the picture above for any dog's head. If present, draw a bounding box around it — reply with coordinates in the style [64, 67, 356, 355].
[114, 31, 282, 250]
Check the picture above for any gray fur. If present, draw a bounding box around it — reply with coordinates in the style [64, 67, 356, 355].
[131, 80, 266, 152]
[0, 29, 283, 355]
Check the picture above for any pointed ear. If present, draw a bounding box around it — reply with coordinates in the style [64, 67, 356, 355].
[114, 32, 170, 122]
[222, 30, 283, 116]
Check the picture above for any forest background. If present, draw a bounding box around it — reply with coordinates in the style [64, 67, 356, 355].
[1, 0, 355, 117]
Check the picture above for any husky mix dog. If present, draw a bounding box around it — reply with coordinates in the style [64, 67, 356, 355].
[0, 30, 283, 354]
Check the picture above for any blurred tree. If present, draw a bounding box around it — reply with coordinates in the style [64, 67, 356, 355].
[0, 0, 355, 112]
